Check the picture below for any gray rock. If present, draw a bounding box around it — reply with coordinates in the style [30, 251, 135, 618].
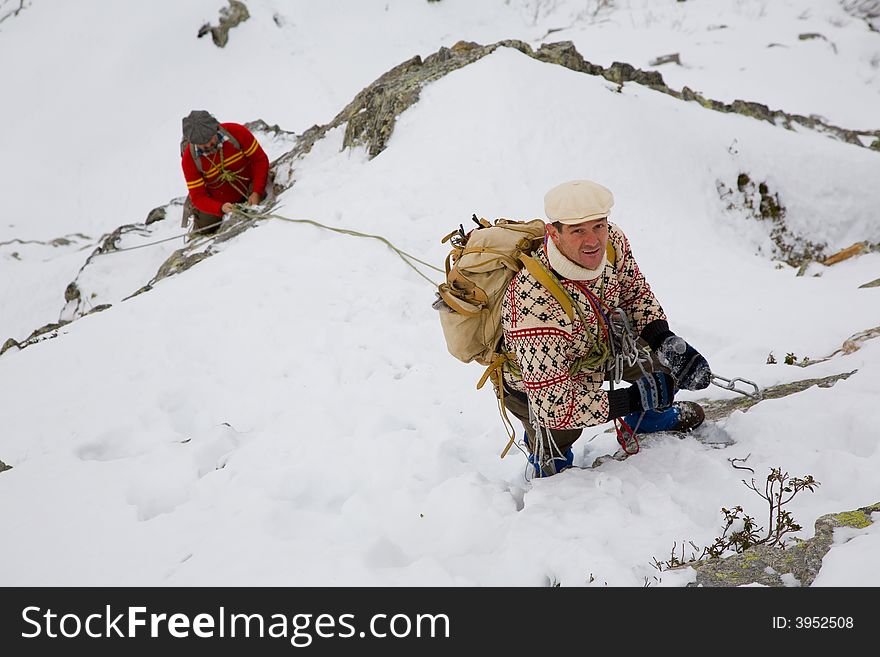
[273, 38, 877, 183]
[717, 173, 827, 267]
[198, 0, 249, 48]
[697, 370, 856, 422]
[64, 282, 81, 303]
[649, 53, 681, 66]
[682, 502, 880, 587]
[145, 206, 166, 225]
[0, 338, 20, 355]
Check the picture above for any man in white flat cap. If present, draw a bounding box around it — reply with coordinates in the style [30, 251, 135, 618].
[499, 180, 710, 477]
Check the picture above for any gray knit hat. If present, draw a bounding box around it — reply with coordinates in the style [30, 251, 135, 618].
[182, 110, 220, 145]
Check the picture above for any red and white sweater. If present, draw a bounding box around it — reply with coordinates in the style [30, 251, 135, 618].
[501, 222, 665, 429]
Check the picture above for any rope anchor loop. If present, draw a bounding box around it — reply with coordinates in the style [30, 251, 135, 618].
[710, 373, 762, 401]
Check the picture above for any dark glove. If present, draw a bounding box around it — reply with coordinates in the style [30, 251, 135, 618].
[641, 319, 711, 391]
[657, 336, 710, 390]
[629, 372, 676, 412]
[606, 370, 676, 420]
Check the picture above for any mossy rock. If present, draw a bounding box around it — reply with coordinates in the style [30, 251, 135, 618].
[682, 501, 880, 587]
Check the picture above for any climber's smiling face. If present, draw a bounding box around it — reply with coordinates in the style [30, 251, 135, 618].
[546, 217, 609, 270]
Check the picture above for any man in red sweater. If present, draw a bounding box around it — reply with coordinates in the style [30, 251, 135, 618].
[180, 109, 270, 235]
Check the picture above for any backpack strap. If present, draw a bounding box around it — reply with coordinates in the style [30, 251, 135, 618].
[188, 142, 204, 176]
[218, 126, 240, 151]
[519, 254, 575, 322]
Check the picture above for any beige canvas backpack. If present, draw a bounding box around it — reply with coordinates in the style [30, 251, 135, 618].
[436, 217, 574, 367]
[435, 216, 614, 457]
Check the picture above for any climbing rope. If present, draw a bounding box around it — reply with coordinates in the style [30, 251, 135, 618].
[228, 205, 444, 285]
[203, 146, 250, 198]
[91, 218, 235, 255]
[90, 200, 763, 464]
[91, 202, 445, 288]
[526, 400, 570, 480]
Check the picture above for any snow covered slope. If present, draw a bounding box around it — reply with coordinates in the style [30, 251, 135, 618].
[0, 1, 878, 586]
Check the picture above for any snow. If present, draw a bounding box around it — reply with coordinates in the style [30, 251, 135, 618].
[813, 514, 880, 586]
[1, 0, 879, 588]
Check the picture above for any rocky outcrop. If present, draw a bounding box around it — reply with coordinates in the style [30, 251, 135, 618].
[717, 173, 828, 267]
[0, 458, 11, 473]
[0, 0, 28, 26]
[0, 320, 69, 356]
[694, 325, 879, 420]
[274, 39, 877, 189]
[841, 0, 880, 31]
[699, 370, 856, 422]
[536, 40, 877, 148]
[132, 210, 258, 296]
[56, 223, 156, 322]
[145, 206, 166, 225]
[5, 40, 877, 356]
[682, 502, 880, 587]
[197, 0, 249, 48]
[0, 234, 91, 249]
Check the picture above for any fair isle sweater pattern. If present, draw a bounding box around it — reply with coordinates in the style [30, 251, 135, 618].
[501, 223, 666, 430]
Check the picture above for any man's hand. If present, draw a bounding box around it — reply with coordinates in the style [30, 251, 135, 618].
[657, 336, 711, 390]
[247, 192, 261, 206]
[629, 372, 676, 412]
[221, 202, 235, 214]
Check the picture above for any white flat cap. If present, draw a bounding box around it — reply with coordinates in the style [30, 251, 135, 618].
[544, 180, 614, 224]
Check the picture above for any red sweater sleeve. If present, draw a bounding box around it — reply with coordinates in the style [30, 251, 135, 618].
[223, 123, 269, 196]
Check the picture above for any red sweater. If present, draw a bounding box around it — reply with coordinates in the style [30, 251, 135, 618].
[182, 122, 269, 217]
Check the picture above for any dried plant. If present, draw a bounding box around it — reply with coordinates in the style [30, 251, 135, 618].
[652, 467, 820, 571]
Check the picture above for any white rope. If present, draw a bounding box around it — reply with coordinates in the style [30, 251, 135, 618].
[526, 400, 568, 480]
[89, 204, 444, 288]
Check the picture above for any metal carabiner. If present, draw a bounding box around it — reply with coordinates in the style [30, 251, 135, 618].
[710, 373, 762, 401]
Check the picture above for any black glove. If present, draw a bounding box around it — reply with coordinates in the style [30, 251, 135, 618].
[630, 371, 676, 412]
[641, 319, 711, 391]
[657, 335, 710, 390]
[606, 370, 676, 420]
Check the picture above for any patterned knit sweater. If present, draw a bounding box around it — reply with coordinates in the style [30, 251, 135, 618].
[501, 222, 665, 429]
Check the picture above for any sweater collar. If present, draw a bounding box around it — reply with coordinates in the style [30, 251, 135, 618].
[545, 235, 606, 281]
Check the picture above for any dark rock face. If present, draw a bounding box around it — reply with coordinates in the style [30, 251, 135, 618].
[0, 459, 11, 473]
[197, 0, 250, 48]
[717, 173, 827, 267]
[145, 207, 166, 225]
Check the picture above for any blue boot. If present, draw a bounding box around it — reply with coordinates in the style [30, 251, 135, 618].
[623, 401, 705, 434]
[524, 432, 574, 477]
